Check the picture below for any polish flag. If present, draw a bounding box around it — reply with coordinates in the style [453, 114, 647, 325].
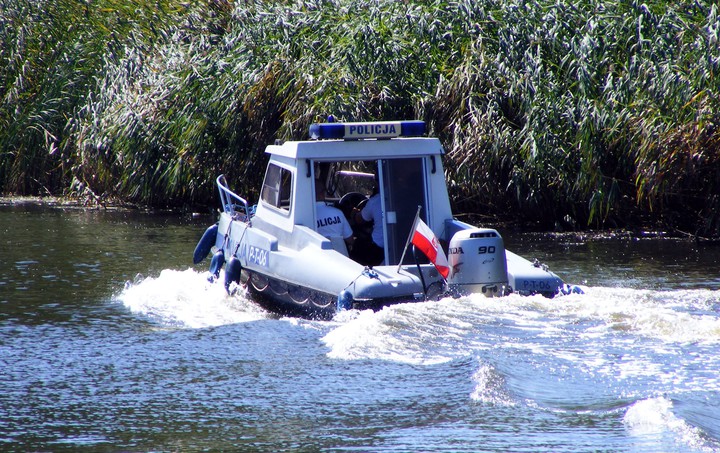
[412, 218, 450, 279]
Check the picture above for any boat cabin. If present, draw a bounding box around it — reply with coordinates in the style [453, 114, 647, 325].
[254, 120, 454, 266]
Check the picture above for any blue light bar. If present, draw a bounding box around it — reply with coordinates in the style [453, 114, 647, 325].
[309, 120, 425, 140]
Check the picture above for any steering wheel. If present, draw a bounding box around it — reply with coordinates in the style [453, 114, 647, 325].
[337, 192, 368, 224]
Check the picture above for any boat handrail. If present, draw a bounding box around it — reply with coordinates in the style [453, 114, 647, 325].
[217, 175, 252, 223]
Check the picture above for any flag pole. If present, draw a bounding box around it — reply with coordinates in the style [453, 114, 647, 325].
[412, 245, 428, 297]
[397, 205, 422, 274]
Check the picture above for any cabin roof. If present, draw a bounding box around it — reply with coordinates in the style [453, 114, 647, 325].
[265, 136, 444, 161]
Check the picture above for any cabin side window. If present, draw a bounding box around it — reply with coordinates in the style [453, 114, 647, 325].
[261, 163, 293, 212]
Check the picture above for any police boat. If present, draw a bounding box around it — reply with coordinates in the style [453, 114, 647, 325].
[193, 119, 579, 319]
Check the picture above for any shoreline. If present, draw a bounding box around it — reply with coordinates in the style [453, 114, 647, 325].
[3, 195, 711, 243]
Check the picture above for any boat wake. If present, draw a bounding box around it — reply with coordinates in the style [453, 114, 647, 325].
[321, 287, 720, 451]
[114, 275, 720, 451]
[116, 268, 269, 328]
[323, 286, 720, 364]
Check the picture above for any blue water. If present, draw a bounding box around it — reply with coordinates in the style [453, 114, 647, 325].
[1, 202, 720, 451]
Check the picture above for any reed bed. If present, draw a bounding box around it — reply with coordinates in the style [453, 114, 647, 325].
[1, 0, 718, 235]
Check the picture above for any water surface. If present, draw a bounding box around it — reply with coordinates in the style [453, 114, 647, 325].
[2, 202, 719, 452]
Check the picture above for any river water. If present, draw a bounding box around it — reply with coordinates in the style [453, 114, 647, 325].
[1, 201, 719, 452]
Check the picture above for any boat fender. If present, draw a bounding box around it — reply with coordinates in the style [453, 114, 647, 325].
[193, 224, 218, 264]
[336, 290, 354, 311]
[561, 284, 585, 295]
[224, 256, 242, 292]
[208, 250, 225, 281]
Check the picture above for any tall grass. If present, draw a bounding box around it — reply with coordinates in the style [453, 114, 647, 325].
[435, 0, 720, 231]
[1, 0, 719, 235]
[1, 0, 187, 201]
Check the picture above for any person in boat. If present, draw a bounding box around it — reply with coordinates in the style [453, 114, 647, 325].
[315, 168, 354, 251]
[351, 182, 384, 266]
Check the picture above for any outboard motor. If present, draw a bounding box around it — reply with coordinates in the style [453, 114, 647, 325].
[447, 228, 508, 296]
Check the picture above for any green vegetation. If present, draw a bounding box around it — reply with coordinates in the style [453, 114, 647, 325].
[1, 0, 718, 235]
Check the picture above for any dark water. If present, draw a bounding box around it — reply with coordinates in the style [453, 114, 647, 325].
[2, 202, 720, 452]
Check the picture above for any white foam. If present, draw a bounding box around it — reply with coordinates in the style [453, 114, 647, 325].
[320, 287, 720, 401]
[486, 288, 720, 388]
[470, 362, 516, 406]
[521, 287, 720, 344]
[624, 397, 712, 452]
[321, 292, 547, 364]
[116, 268, 268, 328]
[323, 298, 474, 365]
[624, 396, 677, 434]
